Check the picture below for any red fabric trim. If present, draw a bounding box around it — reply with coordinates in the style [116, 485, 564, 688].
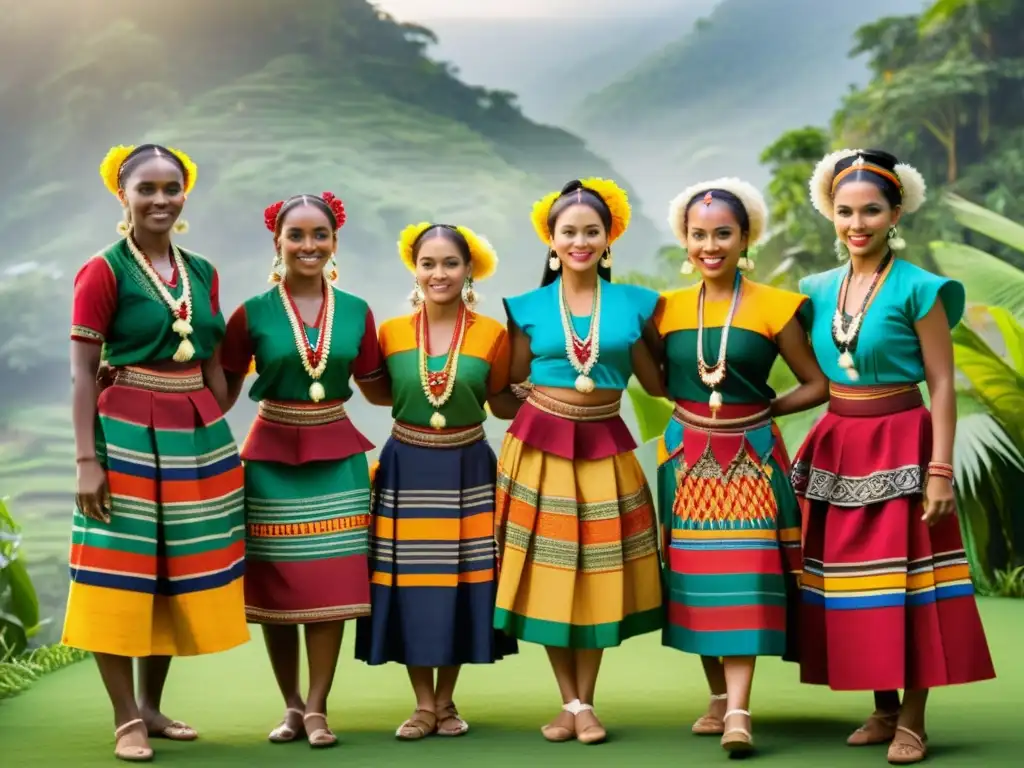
[96, 385, 224, 429]
[220, 305, 253, 375]
[70, 257, 117, 342]
[240, 414, 374, 465]
[352, 308, 384, 380]
[506, 400, 636, 460]
[209, 267, 221, 316]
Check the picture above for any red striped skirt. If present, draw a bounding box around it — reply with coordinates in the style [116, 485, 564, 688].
[791, 383, 995, 690]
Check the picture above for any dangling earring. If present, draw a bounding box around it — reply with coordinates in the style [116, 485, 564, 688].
[887, 225, 906, 251]
[268, 252, 285, 284]
[172, 220, 190, 235]
[737, 251, 754, 271]
[680, 259, 695, 275]
[116, 208, 131, 236]
[463, 276, 478, 308]
[548, 251, 561, 271]
[600, 248, 613, 268]
[324, 254, 338, 282]
[834, 237, 850, 262]
[409, 278, 424, 308]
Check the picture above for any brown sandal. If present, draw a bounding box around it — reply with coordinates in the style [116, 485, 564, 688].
[887, 726, 927, 764]
[114, 719, 154, 762]
[436, 702, 469, 737]
[302, 712, 337, 748]
[692, 693, 727, 735]
[396, 709, 438, 740]
[721, 709, 755, 754]
[848, 711, 899, 746]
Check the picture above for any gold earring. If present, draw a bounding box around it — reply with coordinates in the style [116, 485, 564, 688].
[325, 254, 338, 282]
[268, 253, 284, 284]
[737, 254, 754, 271]
[172, 220, 190, 234]
[680, 259, 695, 275]
[409, 278, 424, 308]
[600, 248, 612, 268]
[463, 277, 478, 308]
[548, 253, 560, 271]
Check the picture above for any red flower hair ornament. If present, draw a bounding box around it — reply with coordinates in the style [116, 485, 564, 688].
[263, 192, 347, 234]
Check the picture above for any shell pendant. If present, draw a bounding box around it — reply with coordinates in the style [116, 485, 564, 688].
[838, 351, 859, 382]
[709, 389, 723, 416]
[309, 381, 326, 402]
[574, 375, 595, 394]
[429, 411, 447, 430]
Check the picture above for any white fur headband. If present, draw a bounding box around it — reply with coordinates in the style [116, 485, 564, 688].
[667, 177, 769, 246]
[809, 149, 926, 220]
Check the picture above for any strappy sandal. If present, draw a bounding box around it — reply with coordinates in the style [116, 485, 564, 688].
[887, 726, 927, 764]
[848, 710, 899, 746]
[575, 703, 607, 745]
[692, 693, 727, 735]
[114, 719, 153, 762]
[721, 709, 755, 754]
[268, 707, 305, 743]
[146, 717, 198, 741]
[541, 699, 579, 742]
[396, 709, 438, 741]
[302, 712, 337, 748]
[436, 702, 469, 737]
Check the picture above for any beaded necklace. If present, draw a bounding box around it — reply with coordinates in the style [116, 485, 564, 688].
[558, 279, 601, 393]
[418, 302, 468, 429]
[279, 278, 334, 402]
[831, 251, 893, 381]
[696, 270, 742, 416]
[125, 237, 195, 362]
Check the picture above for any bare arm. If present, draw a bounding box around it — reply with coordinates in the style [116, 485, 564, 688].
[202, 345, 230, 413]
[770, 317, 829, 417]
[487, 389, 523, 420]
[356, 374, 393, 407]
[641, 314, 665, 363]
[917, 301, 957, 525]
[71, 341, 110, 522]
[631, 336, 667, 398]
[222, 370, 248, 413]
[508, 324, 532, 385]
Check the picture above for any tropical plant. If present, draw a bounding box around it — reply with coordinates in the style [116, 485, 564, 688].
[0, 498, 42, 660]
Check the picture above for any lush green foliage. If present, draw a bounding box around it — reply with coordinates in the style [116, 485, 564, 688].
[0, 499, 43, 658]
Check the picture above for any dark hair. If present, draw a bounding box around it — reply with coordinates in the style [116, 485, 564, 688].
[118, 144, 188, 188]
[832, 149, 902, 208]
[684, 189, 750, 235]
[275, 194, 338, 234]
[539, 179, 613, 287]
[412, 225, 472, 264]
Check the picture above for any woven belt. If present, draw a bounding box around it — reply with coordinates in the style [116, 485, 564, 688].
[828, 383, 923, 417]
[526, 389, 620, 422]
[673, 404, 772, 433]
[391, 422, 486, 448]
[258, 400, 348, 426]
[113, 366, 204, 393]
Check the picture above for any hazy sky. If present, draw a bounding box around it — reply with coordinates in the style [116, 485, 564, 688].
[375, 0, 691, 19]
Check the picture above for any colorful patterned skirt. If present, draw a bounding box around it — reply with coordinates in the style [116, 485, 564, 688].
[355, 422, 517, 666]
[792, 383, 996, 690]
[657, 401, 801, 658]
[493, 390, 663, 649]
[241, 400, 372, 624]
[62, 365, 248, 657]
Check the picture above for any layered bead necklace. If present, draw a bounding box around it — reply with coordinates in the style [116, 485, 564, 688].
[418, 302, 468, 429]
[126, 237, 195, 362]
[279, 278, 334, 402]
[696, 271, 743, 416]
[831, 250, 893, 381]
[558, 279, 601, 393]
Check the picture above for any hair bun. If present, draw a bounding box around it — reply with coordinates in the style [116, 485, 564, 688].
[560, 179, 584, 196]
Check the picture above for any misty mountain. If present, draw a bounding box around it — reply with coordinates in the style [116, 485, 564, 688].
[565, 0, 925, 225]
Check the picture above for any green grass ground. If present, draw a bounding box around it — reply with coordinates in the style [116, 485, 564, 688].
[1, 599, 1020, 767]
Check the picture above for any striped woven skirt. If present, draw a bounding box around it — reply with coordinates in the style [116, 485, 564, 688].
[493, 390, 663, 649]
[792, 383, 996, 690]
[242, 400, 372, 624]
[62, 365, 248, 657]
[656, 401, 801, 658]
[355, 422, 517, 666]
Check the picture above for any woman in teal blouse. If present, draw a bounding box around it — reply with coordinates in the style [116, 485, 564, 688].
[793, 149, 995, 764]
[493, 178, 665, 745]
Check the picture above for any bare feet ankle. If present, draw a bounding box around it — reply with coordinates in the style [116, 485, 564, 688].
[847, 709, 898, 746]
[139, 707, 198, 741]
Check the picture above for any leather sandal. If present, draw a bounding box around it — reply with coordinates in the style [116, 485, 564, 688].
[436, 702, 469, 737]
[302, 712, 337, 748]
[396, 709, 437, 740]
[721, 709, 755, 754]
[692, 693, 727, 735]
[574, 703, 607, 745]
[848, 710, 899, 746]
[114, 719, 153, 763]
[268, 707, 305, 743]
[541, 699, 579, 742]
[887, 726, 927, 764]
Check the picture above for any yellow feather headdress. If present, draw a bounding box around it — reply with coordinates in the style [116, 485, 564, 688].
[530, 177, 631, 246]
[99, 144, 198, 198]
[397, 222, 498, 281]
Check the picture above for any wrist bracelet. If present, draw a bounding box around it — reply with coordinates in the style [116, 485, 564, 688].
[76, 456, 98, 464]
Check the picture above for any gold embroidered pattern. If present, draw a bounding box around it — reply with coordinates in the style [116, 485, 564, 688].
[113, 366, 204, 393]
[71, 325, 105, 343]
[247, 513, 370, 539]
[391, 422, 485, 448]
[258, 399, 347, 426]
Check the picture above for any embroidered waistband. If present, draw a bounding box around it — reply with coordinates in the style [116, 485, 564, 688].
[526, 389, 620, 422]
[672, 404, 771, 433]
[828, 383, 923, 417]
[391, 421, 486, 448]
[113, 366, 204, 393]
[258, 400, 348, 426]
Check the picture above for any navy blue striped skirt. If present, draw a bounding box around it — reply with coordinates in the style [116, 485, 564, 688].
[354, 425, 517, 666]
